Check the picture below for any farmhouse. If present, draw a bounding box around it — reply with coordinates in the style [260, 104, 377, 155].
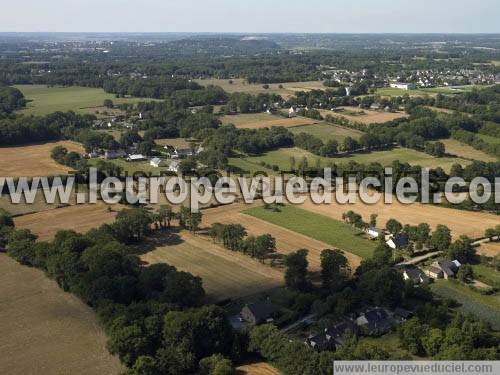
[168, 160, 180, 173]
[425, 265, 445, 279]
[240, 299, 279, 326]
[150, 158, 166, 168]
[288, 106, 297, 118]
[386, 233, 409, 249]
[305, 319, 359, 351]
[400, 265, 428, 285]
[127, 154, 147, 162]
[429, 260, 461, 279]
[389, 82, 416, 90]
[356, 307, 392, 336]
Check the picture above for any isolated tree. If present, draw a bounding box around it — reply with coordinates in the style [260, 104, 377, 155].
[103, 99, 114, 108]
[157, 205, 174, 229]
[369, 214, 378, 228]
[284, 249, 309, 291]
[386, 218, 403, 234]
[254, 234, 276, 262]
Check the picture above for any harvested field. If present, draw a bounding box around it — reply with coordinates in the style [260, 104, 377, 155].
[221, 113, 318, 129]
[294, 193, 499, 240]
[320, 106, 407, 125]
[236, 362, 282, 375]
[0, 141, 84, 178]
[477, 242, 500, 257]
[141, 231, 283, 302]
[154, 138, 197, 148]
[435, 139, 498, 162]
[202, 202, 363, 272]
[14, 201, 121, 241]
[195, 78, 326, 99]
[0, 254, 123, 375]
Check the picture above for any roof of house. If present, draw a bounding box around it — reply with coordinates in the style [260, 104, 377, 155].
[150, 157, 162, 164]
[358, 308, 391, 333]
[403, 266, 426, 282]
[325, 319, 359, 345]
[244, 300, 278, 322]
[368, 227, 383, 234]
[427, 265, 443, 275]
[389, 233, 409, 248]
[437, 260, 459, 276]
[127, 154, 146, 160]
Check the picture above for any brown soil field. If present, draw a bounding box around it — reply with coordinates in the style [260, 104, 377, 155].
[236, 362, 282, 375]
[0, 141, 84, 178]
[0, 254, 123, 375]
[477, 242, 500, 257]
[294, 193, 498, 240]
[320, 107, 408, 125]
[141, 231, 283, 302]
[201, 201, 363, 272]
[14, 201, 122, 241]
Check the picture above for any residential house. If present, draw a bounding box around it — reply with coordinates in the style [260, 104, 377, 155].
[104, 150, 127, 160]
[150, 158, 166, 168]
[425, 265, 444, 279]
[356, 308, 392, 336]
[430, 260, 461, 279]
[305, 319, 359, 352]
[345, 87, 352, 96]
[400, 265, 428, 285]
[288, 106, 297, 118]
[386, 233, 409, 249]
[240, 299, 279, 326]
[389, 82, 416, 90]
[366, 227, 384, 238]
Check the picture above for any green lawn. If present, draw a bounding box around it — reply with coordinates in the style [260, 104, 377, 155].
[376, 86, 483, 98]
[228, 157, 275, 175]
[430, 280, 500, 330]
[289, 123, 363, 142]
[14, 85, 152, 116]
[472, 264, 500, 288]
[244, 205, 377, 259]
[88, 158, 170, 176]
[231, 147, 470, 173]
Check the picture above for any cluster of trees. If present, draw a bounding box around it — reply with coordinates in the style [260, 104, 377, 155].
[0, 84, 25, 118]
[424, 141, 446, 157]
[399, 314, 498, 359]
[51, 145, 86, 170]
[451, 128, 500, 157]
[209, 223, 277, 262]
[222, 92, 283, 114]
[103, 77, 203, 99]
[4, 208, 246, 374]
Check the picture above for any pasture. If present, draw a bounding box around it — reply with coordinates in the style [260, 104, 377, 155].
[140, 232, 283, 302]
[14, 85, 150, 116]
[477, 242, 500, 257]
[290, 122, 363, 141]
[221, 113, 318, 129]
[320, 107, 408, 125]
[233, 147, 470, 172]
[430, 280, 500, 330]
[236, 362, 282, 375]
[14, 201, 121, 241]
[0, 254, 123, 375]
[202, 202, 363, 272]
[244, 205, 377, 259]
[471, 264, 500, 289]
[195, 78, 326, 98]
[0, 141, 84, 178]
[435, 139, 498, 162]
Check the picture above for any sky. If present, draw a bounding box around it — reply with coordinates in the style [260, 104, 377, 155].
[1, 0, 499, 33]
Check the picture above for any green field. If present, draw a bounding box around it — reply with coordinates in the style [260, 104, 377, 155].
[477, 133, 500, 146]
[430, 280, 500, 330]
[376, 85, 483, 98]
[290, 123, 363, 142]
[228, 157, 276, 175]
[244, 205, 377, 259]
[231, 147, 470, 173]
[88, 158, 170, 176]
[14, 85, 151, 115]
[472, 264, 500, 289]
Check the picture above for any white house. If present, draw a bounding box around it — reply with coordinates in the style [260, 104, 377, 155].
[150, 158, 166, 168]
[288, 106, 297, 118]
[386, 233, 409, 249]
[366, 227, 384, 238]
[345, 87, 353, 96]
[389, 82, 416, 90]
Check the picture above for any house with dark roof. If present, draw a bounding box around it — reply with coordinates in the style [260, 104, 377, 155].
[425, 265, 444, 279]
[305, 319, 359, 351]
[393, 307, 413, 322]
[240, 299, 279, 326]
[400, 265, 428, 285]
[356, 308, 392, 336]
[386, 233, 409, 249]
[432, 260, 461, 279]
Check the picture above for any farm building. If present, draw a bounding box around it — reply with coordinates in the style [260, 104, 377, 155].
[400, 265, 428, 285]
[127, 154, 147, 162]
[366, 227, 384, 238]
[427, 260, 461, 280]
[389, 82, 416, 90]
[168, 160, 180, 173]
[104, 150, 127, 160]
[240, 299, 279, 326]
[288, 106, 297, 118]
[356, 307, 392, 336]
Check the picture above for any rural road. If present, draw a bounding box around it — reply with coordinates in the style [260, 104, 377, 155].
[398, 251, 443, 265]
[281, 314, 316, 333]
